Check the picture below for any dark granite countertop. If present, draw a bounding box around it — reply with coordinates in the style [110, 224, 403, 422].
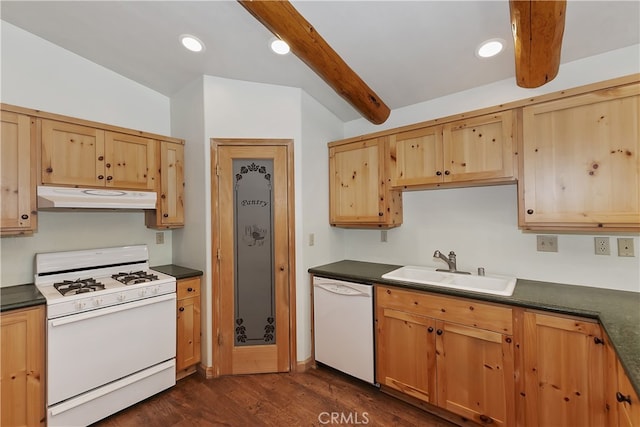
[151, 264, 203, 280]
[1, 284, 46, 312]
[309, 260, 640, 396]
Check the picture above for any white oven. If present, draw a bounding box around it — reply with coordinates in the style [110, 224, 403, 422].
[35, 245, 177, 427]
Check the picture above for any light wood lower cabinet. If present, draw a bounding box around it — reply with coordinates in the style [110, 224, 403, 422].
[176, 277, 201, 379]
[615, 359, 640, 427]
[0, 305, 45, 427]
[1, 111, 37, 236]
[522, 311, 607, 426]
[376, 286, 515, 426]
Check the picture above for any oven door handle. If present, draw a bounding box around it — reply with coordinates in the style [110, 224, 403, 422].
[49, 359, 175, 417]
[49, 293, 176, 327]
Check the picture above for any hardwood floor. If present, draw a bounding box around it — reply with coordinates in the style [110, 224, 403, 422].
[94, 365, 457, 427]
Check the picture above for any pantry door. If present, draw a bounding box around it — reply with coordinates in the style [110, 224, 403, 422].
[212, 139, 296, 375]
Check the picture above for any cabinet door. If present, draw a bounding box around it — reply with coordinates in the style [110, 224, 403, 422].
[435, 321, 515, 426]
[523, 312, 607, 426]
[376, 306, 436, 403]
[41, 119, 105, 187]
[1, 111, 37, 235]
[329, 137, 402, 227]
[104, 131, 156, 190]
[390, 125, 443, 187]
[158, 141, 184, 225]
[176, 295, 201, 371]
[443, 110, 515, 183]
[520, 83, 640, 230]
[0, 306, 45, 427]
[616, 359, 640, 427]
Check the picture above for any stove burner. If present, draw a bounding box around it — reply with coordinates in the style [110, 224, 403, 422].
[54, 279, 106, 296]
[112, 271, 159, 285]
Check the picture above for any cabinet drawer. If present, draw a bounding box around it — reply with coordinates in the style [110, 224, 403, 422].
[177, 277, 201, 300]
[376, 285, 512, 334]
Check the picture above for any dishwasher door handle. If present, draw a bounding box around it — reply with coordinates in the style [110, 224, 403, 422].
[314, 283, 370, 297]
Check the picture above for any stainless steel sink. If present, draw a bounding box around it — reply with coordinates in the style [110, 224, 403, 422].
[381, 265, 516, 296]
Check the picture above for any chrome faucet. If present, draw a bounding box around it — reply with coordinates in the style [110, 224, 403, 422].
[433, 250, 470, 275]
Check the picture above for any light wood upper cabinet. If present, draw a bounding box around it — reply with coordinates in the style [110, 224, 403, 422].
[329, 137, 402, 228]
[41, 119, 156, 190]
[390, 111, 515, 189]
[0, 305, 45, 427]
[145, 140, 184, 229]
[523, 311, 607, 427]
[519, 83, 640, 231]
[376, 286, 515, 426]
[1, 111, 37, 236]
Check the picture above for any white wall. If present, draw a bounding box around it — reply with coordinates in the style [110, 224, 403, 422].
[0, 21, 174, 286]
[341, 45, 640, 293]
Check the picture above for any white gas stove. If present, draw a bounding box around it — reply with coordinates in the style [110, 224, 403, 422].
[35, 245, 176, 427]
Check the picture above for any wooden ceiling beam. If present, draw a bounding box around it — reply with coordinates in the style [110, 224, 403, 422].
[238, 0, 390, 125]
[510, 0, 567, 88]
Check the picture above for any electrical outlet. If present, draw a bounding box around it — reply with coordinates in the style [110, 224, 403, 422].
[617, 238, 635, 257]
[594, 237, 610, 255]
[536, 235, 558, 252]
[155, 232, 164, 244]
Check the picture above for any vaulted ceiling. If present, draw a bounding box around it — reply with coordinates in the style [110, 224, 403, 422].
[2, 1, 638, 122]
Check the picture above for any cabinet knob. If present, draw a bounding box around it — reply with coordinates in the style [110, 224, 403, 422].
[21, 214, 29, 220]
[436, 171, 442, 176]
[527, 209, 534, 215]
[106, 163, 111, 168]
[163, 213, 169, 218]
[106, 176, 113, 181]
[594, 337, 604, 345]
[98, 156, 104, 161]
[161, 194, 166, 199]
[378, 212, 383, 217]
[46, 167, 53, 173]
[187, 287, 193, 292]
[427, 327, 434, 333]
[436, 329, 443, 335]
[444, 170, 450, 176]
[98, 175, 104, 180]
[179, 307, 185, 312]
[616, 392, 632, 404]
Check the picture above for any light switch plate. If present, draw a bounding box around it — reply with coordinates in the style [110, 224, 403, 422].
[617, 238, 635, 257]
[537, 235, 558, 252]
[156, 232, 164, 244]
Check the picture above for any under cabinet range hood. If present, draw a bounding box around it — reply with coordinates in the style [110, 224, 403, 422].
[37, 186, 157, 210]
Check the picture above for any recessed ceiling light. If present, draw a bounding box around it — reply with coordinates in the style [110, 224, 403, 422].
[476, 39, 504, 58]
[270, 38, 290, 55]
[180, 34, 205, 53]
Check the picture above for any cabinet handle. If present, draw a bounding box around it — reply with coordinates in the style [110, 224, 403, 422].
[98, 175, 104, 180]
[21, 214, 29, 220]
[46, 167, 53, 173]
[98, 156, 104, 161]
[427, 327, 434, 333]
[616, 392, 632, 404]
[436, 329, 443, 335]
[179, 307, 185, 312]
[444, 170, 450, 175]
[106, 176, 113, 181]
[594, 337, 604, 345]
[527, 209, 534, 215]
[436, 171, 442, 176]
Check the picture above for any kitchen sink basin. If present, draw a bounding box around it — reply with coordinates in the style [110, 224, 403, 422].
[381, 265, 516, 296]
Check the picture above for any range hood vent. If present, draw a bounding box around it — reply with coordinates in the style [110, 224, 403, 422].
[37, 186, 157, 210]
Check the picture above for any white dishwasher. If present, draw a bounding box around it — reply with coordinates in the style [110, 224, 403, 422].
[313, 276, 375, 384]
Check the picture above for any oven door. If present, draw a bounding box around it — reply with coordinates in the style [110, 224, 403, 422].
[47, 293, 176, 405]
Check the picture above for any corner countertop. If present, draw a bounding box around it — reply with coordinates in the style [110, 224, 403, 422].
[308, 260, 640, 396]
[1, 284, 46, 312]
[151, 264, 203, 280]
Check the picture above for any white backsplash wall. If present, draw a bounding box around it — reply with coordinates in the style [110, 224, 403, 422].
[0, 211, 172, 286]
[342, 185, 639, 293]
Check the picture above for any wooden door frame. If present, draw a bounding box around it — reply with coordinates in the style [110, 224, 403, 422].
[210, 138, 297, 377]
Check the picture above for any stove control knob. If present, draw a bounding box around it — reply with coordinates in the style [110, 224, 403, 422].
[139, 288, 148, 297]
[75, 301, 87, 310]
[92, 297, 103, 307]
[117, 293, 126, 302]
[152, 286, 159, 294]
